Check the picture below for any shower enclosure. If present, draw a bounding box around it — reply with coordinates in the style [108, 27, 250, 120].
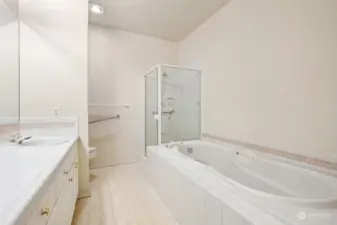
[145, 65, 201, 150]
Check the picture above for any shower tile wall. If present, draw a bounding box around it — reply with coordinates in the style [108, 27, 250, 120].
[161, 66, 201, 143]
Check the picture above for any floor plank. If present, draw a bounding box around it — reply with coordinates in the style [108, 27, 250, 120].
[72, 163, 177, 225]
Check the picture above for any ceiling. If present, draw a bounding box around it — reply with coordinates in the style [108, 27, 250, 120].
[89, 0, 230, 41]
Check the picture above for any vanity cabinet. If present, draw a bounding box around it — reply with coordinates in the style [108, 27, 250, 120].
[25, 145, 78, 225]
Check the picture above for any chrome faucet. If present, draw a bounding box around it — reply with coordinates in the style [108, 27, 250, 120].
[162, 109, 175, 115]
[10, 134, 32, 145]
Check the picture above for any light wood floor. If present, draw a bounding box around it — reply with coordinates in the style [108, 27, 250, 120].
[72, 163, 177, 225]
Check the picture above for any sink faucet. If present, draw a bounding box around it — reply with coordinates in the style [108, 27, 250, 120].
[10, 134, 32, 145]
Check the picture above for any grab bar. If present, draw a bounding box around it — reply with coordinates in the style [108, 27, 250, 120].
[89, 114, 120, 124]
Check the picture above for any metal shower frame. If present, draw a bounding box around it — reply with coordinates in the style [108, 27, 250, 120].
[144, 64, 202, 155]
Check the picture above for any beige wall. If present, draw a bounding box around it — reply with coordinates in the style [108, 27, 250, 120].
[88, 25, 177, 168]
[19, 0, 90, 197]
[178, 0, 337, 162]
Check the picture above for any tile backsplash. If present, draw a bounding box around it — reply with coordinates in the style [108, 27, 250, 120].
[203, 133, 337, 171]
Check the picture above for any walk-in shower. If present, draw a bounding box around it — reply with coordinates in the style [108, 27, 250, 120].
[145, 65, 201, 149]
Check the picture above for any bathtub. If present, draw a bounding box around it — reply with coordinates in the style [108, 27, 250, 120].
[145, 140, 337, 225]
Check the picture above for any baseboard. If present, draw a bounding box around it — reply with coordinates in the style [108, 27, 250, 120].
[78, 190, 91, 199]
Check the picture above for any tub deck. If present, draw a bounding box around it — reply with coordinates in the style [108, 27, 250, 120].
[146, 140, 337, 225]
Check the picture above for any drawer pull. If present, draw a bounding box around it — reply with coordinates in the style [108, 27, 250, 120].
[64, 170, 69, 175]
[68, 177, 73, 182]
[40, 208, 50, 216]
[73, 162, 78, 168]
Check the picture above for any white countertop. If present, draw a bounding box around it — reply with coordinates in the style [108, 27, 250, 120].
[0, 136, 78, 225]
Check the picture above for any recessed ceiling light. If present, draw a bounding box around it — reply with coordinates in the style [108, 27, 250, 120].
[90, 4, 104, 14]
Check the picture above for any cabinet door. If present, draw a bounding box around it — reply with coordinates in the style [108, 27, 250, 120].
[47, 167, 78, 225]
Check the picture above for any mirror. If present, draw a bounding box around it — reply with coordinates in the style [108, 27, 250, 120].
[0, 0, 20, 126]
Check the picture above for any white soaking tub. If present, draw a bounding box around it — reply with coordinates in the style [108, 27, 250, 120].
[145, 140, 337, 225]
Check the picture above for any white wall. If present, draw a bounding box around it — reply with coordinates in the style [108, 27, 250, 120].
[19, 0, 90, 197]
[0, 0, 19, 124]
[178, 0, 337, 162]
[88, 25, 177, 168]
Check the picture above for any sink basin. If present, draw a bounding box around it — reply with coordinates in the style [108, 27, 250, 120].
[19, 137, 69, 147]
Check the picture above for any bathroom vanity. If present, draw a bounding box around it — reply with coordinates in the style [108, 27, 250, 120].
[0, 1, 86, 224]
[0, 137, 79, 225]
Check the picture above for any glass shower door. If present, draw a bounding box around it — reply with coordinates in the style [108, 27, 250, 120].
[161, 66, 201, 143]
[145, 68, 159, 150]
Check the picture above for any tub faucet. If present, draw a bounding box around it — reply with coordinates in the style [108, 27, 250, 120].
[166, 142, 183, 149]
[165, 143, 176, 149]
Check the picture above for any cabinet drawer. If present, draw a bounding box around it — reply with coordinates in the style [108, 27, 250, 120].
[25, 146, 77, 225]
[47, 163, 78, 225]
[50, 146, 77, 209]
[25, 174, 60, 225]
[62, 146, 77, 178]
